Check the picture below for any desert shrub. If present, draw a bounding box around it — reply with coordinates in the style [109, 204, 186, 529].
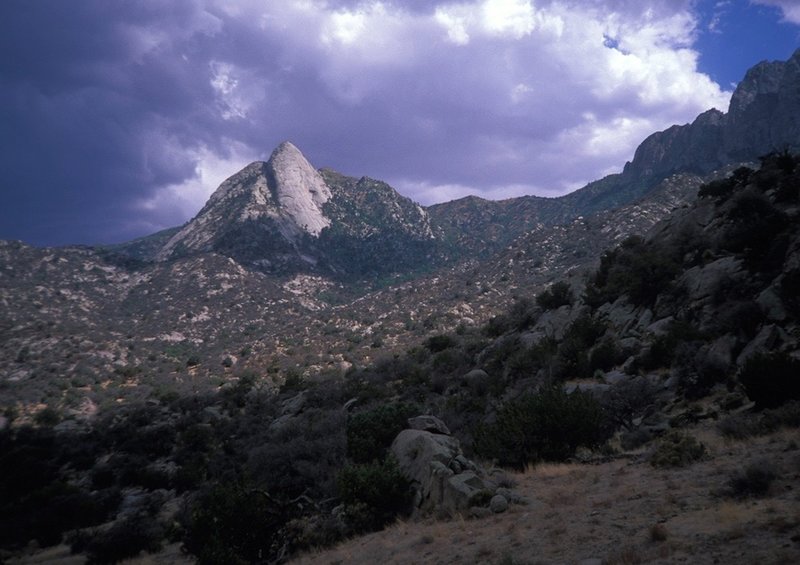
[715, 300, 764, 339]
[720, 189, 788, 269]
[717, 413, 761, 439]
[718, 401, 800, 438]
[507, 297, 539, 331]
[727, 460, 777, 498]
[432, 349, 463, 374]
[585, 236, 680, 308]
[602, 378, 657, 431]
[536, 281, 573, 310]
[650, 431, 705, 468]
[504, 341, 554, 382]
[738, 352, 800, 409]
[346, 402, 417, 464]
[182, 482, 287, 565]
[34, 406, 61, 427]
[589, 338, 622, 373]
[638, 320, 705, 373]
[484, 314, 511, 337]
[776, 171, 800, 202]
[248, 408, 346, 499]
[336, 456, 412, 533]
[425, 334, 457, 353]
[620, 428, 653, 451]
[698, 167, 752, 200]
[698, 177, 738, 200]
[473, 387, 611, 469]
[80, 513, 163, 565]
[554, 314, 607, 380]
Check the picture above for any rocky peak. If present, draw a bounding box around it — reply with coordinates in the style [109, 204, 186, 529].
[266, 141, 332, 236]
[156, 141, 332, 262]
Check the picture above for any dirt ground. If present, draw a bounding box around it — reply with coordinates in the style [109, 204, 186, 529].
[294, 424, 800, 565]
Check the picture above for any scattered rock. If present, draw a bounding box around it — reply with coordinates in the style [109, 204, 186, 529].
[489, 494, 508, 513]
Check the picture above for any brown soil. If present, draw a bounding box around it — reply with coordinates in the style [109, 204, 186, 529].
[294, 425, 800, 565]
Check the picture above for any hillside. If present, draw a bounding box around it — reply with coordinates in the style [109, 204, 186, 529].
[2, 152, 799, 564]
[2, 50, 800, 564]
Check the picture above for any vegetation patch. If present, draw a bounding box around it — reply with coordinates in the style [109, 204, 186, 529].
[474, 387, 610, 470]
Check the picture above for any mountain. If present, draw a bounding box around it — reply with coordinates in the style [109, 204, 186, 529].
[150, 141, 438, 278]
[431, 48, 800, 253]
[3, 52, 800, 565]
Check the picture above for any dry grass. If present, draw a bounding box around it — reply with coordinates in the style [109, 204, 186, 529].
[294, 421, 800, 565]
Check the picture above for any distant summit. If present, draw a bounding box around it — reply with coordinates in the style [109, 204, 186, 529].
[157, 142, 331, 262]
[154, 141, 438, 276]
[127, 50, 800, 276]
[622, 48, 800, 181]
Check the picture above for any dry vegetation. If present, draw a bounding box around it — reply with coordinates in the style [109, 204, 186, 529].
[295, 423, 800, 565]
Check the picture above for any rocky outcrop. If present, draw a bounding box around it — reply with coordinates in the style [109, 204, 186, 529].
[157, 142, 330, 263]
[268, 142, 332, 236]
[624, 48, 800, 183]
[390, 416, 521, 516]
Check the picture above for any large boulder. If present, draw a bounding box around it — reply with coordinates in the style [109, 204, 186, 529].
[390, 428, 493, 515]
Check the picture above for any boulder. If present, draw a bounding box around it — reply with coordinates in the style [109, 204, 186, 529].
[407, 415, 451, 435]
[390, 427, 493, 514]
[736, 324, 787, 365]
[757, 285, 787, 322]
[490, 494, 509, 513]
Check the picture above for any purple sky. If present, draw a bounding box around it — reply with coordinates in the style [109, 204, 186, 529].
[1, 0, 799, 246]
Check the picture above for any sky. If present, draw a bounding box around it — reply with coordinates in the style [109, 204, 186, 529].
[1, 0, 798, 247]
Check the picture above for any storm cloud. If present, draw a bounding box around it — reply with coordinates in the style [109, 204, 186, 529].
[0, 0, 784, 246]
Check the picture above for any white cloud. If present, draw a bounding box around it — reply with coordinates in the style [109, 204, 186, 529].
[147, 0, 735, 220]
[754, 0, 800, 24]
[137, 140, 261, 225]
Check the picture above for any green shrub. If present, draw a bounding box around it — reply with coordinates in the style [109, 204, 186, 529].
[81, 513, 163, 565]
[346, 403, 417, 464]
[536, 281, 573, 310]
[336, 457, 412, 533]
[554, 314, 607, 380]
[425, 334, 457, 353]
[697, 166, 753, 200]
[585, 237, 680, 308]
[182, 482, 285, 565]
[739, 352, 800, 409]
[727, 460, 776, 498]
[473, 387, 610, 470]
[650, 431, 705, 468]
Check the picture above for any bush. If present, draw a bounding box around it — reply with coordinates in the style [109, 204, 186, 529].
[738, 352, 800, 409]
[554, 314, 607, 380]
[536, 281, 572, 310]
[697, 166, 752, 200]
[650, 431, 705, 468]
[81, 513, 163, 565]
[727, 460, 777, 498]
[473, 387, 611, 470]
[336, 457, 412, 533]
[182, 482, 287, 565]
[346, 403, 417, 464]
[425, 334, 457, 353]
[602, 378, 657, 431]
[585, 237, 680, 308]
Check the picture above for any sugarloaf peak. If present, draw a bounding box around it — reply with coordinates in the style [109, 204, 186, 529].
[157, 142, 332, 263]
[154, 140, 439, 275]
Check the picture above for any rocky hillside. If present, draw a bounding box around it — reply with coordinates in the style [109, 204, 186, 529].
[431, 48, 800, 254]
[2, 153, 798, 565]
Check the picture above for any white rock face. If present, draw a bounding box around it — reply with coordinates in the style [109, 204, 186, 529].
[268, 141, 331, 236]
[157, 141, 331, 260]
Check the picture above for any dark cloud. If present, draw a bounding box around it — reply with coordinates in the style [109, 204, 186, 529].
[0, 0, 739, 246]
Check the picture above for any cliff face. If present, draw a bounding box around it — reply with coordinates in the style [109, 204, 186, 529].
[625, 48, 800, 181]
